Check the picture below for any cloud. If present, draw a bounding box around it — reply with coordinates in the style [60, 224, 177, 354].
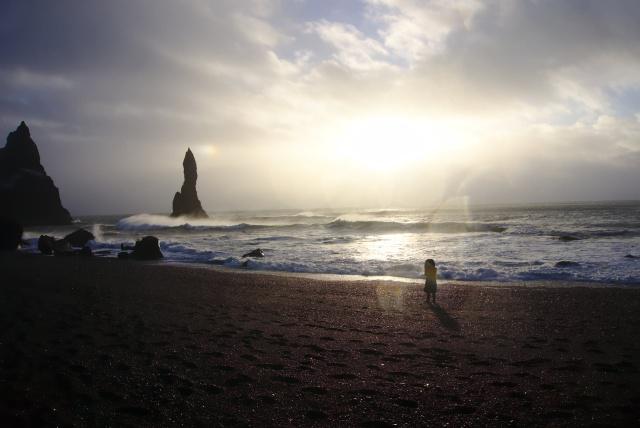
[0, 0, 639, 213]
[306, 20, 392, 71]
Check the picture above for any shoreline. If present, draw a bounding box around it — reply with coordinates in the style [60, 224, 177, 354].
[18, 250, 639, 288]
[2, 253, 640, 426]
[160, 258, 640, 289]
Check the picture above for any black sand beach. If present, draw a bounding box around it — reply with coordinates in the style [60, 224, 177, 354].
[1, 254, 640, 426]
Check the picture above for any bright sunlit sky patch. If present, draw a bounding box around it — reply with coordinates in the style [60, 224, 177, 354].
[1, 0, 639, 214]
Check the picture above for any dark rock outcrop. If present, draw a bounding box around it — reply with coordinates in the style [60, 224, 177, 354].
[64, 228, 95, 247]
[171, 148, 208, 218]
[242, 248, 265, 258]
[0, 216, 23, 251]
[131, 236, 163, 260]
[0, 122, 72, 225]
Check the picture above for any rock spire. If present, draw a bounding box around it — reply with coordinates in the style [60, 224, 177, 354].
[0, 121, 72, 225]
[171, 148, 208, 218]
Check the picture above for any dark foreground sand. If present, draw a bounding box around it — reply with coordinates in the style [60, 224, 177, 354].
[1, 254, 639, 427]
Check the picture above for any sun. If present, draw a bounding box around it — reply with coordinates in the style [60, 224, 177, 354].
[331, 115, 468, 171]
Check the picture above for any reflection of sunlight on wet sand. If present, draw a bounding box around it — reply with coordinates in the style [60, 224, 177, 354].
[361, 235, 415, 311]
[375, 284, 409, 312]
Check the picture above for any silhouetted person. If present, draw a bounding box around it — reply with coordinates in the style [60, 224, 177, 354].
[424, 258, 438, 303]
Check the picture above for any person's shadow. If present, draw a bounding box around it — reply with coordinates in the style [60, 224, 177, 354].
[428, 302, 460, 332]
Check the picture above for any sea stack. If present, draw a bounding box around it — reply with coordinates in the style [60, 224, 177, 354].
[0, 121, 72, 225]
[171, 148, 208, 218]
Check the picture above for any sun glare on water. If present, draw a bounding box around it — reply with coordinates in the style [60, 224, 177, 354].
[332, 116, 469, 171]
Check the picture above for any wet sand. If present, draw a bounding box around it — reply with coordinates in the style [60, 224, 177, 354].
[1, 253, 639, 426]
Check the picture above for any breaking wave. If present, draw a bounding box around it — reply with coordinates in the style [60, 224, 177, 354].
[325, 219, 507, 234]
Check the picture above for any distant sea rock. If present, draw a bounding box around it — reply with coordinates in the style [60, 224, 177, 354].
[0, 122, 72, 226]
[170, 148, 208, 218]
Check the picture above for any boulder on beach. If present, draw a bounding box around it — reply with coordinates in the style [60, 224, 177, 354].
[52, 239, 74, 256]
[555, 260, 580, 268]
[242, 248, 265, 258]
[38, 235, 56, 255]
[64, 228, 95, 247]
[0, 122, 72, 226]
[0, 216, 23, 251]
[131, 236, 163, 260]
[170, 148, 208, 218]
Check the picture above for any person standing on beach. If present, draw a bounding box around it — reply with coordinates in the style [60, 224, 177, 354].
[424, 259, 438, 304]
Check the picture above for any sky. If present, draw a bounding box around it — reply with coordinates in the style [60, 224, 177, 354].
[1, 0, 639, 215]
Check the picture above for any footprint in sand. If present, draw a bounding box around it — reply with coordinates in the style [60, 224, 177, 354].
[302, 386, 327, 395]
[360, 420, 395, 428]
[211, 364, 235, 372]
[241, 354, 258, 362]
[117, 406, 151, 417]
[272, 375, 300, 384]
[202, 384, 223, 394]
[330, 373, 358, 380]
[389, 371, 415, 378]
[354, 388, 379, 396]
[258, 394, 278, 404]
[306, 410, 328, 420]
[490, 381, 518, 388]
[440, 405, 476, 415]
[178, 386, 194, 396]
[225, 374, 253, 386]
[256, 363, 285, 370]
[393, 398, 420, 410]
[99, 389, 124, 402]
[510, 357, 551, 368]
[359, 349, 384, 356]
[115, 362, 130, 371]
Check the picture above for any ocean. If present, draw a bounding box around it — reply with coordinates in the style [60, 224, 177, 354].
[22, 201, 640, 285]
